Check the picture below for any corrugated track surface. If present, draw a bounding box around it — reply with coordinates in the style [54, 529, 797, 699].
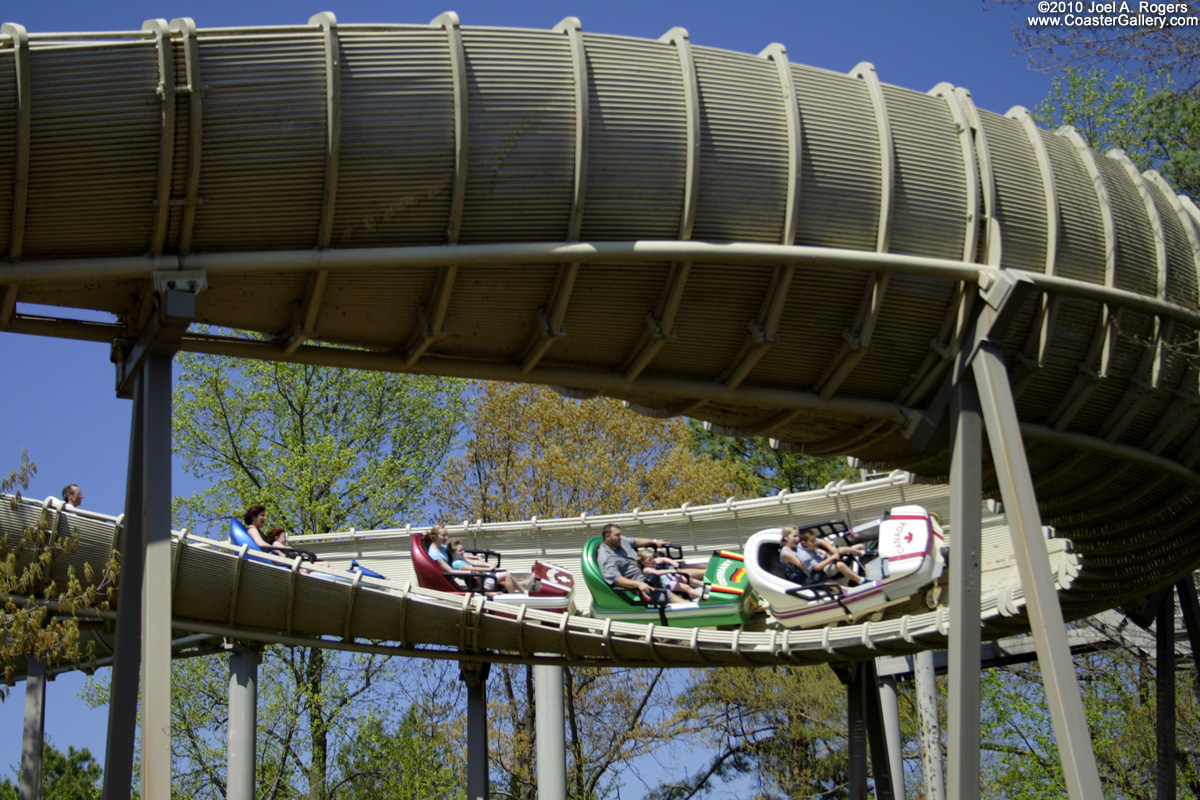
[1, 17, 1199, 643]
[1, 473, 1083, 665]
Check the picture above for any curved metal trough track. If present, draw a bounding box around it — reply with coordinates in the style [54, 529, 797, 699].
[1, 16, 1198, 591]
[2, 471, 1077, 667]
[1, 14, 1197, 796]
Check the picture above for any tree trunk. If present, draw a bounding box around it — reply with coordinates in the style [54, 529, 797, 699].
[306, 647, 328, 800]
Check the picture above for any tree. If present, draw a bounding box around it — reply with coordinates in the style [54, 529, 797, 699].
[433, 382, 746, 799]
[1032, 67, 1200, 198]
[985, 1, 1200, 90]
[165, 351, 467, 799]
[172, 345, 466, 538]
[335, 703, 465, 800]
[0, 742, 105, 800]
[978, 625, 1200, 798]
[687, 420, 857, 498]
[648, 666, 856, 800]
[0, 450, 117, 697]
[433, 382, 745, 523]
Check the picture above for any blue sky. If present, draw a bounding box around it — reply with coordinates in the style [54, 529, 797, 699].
[0, 0, 1058, 785]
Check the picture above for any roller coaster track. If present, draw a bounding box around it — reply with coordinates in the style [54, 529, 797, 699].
[4, 471, 1080, 666]
[0, 15, 1197, 667]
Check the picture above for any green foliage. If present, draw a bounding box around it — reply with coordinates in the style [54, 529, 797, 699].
[0, 450, 116, 697]
[1033, 68, 1200, 198]
[435, 383, 745, 799]
[980, 640, 1200, 798]
[172, 349, 467, 537]
[687, 420, 857, 498]
[650, 666, 853, 799]
[335, 703, 464, 800]
[84, 646, 404, 800]
[0, 743, 104, 800]
[165, 350, 466, 799]
[434, 383, 744, 523]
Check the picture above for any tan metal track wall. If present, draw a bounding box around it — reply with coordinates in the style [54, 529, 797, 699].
[3, 19, 1200, 611]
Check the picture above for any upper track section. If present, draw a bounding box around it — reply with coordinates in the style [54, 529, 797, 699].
[2, 15, 1200, 597]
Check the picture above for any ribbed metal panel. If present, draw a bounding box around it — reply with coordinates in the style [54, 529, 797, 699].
[645, 263, 770, 379]
[840, 274, 958, 401]
[0, 48, 15, 257]
[576, 34, 685, 240]
[191, 32, 327, 252]
[333, 29, 455, 248]
[879, 84, 965, 259]
[1151, 186, 1199, 310]
[689, 46, 788, 243]
[164, 42, 189, 252]
[758, 265, 872, 389]
[1096, 154, 1157, 296]
[313, 266, 435, 348]
[198, 271, 309, 334]
[791, 64, 878, 252]
[457, 28, 575, 244]
[18, 278, 144, 315]
[548, 263, 666, 368]
[976, 110, 1047, 273]
[24, 42, 160, 258]
[1041, 131, 1105, 284]
[437, 264, 559, 358]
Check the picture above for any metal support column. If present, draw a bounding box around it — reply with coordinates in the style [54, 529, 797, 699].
[534, 664, 566, 800]
[845, 661, 896, 800]
[914, 651, 945, 800]
[461, 662, 492, 800]
[878, 673, 906, 799]
[102, 379, 146, 800]
[972, 343, 1103, 798]
[1158, 596, 1177, 800]
[19, 656, 46, 800]
[863, 660, 897, 800]
[104, 277, 196, 800]
[846, 663, 869, 800]
[228, 645, 260, 800]
[140, 352, 174, 800]
[1176, 578, 1200, 700]
[948, 375, 982, 799]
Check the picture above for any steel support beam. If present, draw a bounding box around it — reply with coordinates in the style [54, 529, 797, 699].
[19, 656, 46, 800]
[972, 342, 1103, 799]
[878, 672, 906, 799]
[228, 645, 260, 800]
[462, 662, 491, 800]
[1178, 579, 1200, 701]
[845, 661, 896, 800]
[1158, 597, 1177, 800]
[535, 664, 566, 800]
[948, 375, 982, 799]
[847, 664, 869, 800]
[915, 650, 945, 800]
[102, 379, 146, 800]
[140, 352, 174, 799]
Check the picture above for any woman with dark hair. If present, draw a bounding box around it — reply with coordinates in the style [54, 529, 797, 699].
[243, 504, 270, 549]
